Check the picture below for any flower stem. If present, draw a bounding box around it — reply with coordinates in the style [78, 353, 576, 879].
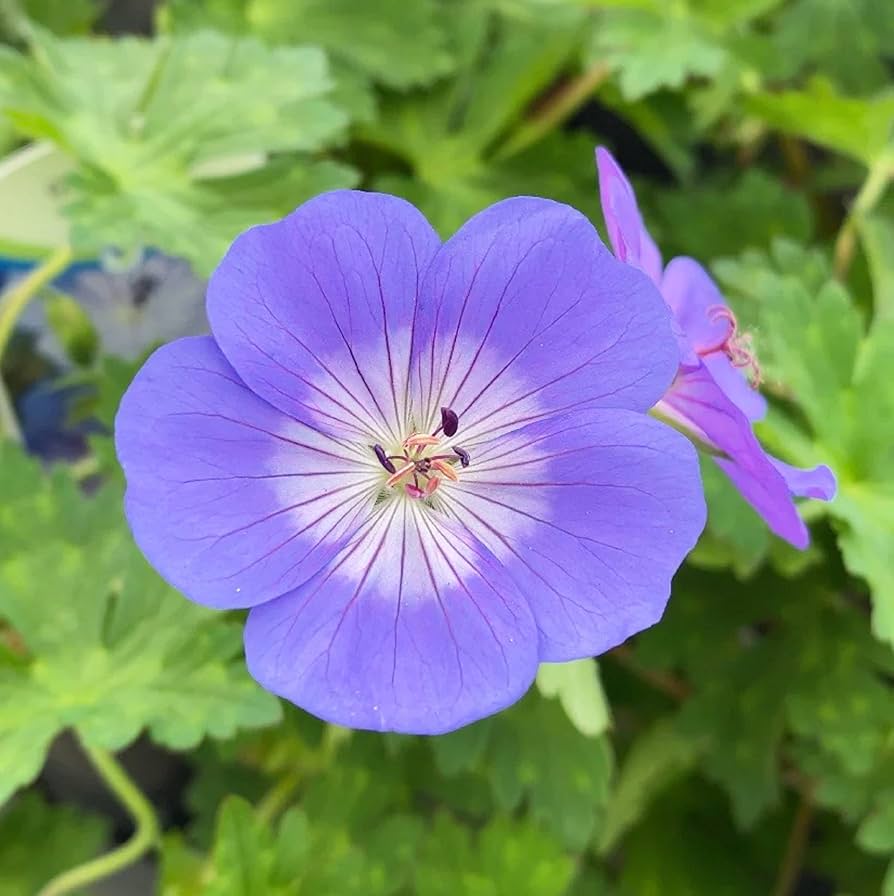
[256, 769, 302, 827]
[36, 739, 160, 896]
[771, 782, 815, 896]
[0, 245, 73, 442]
[609, 644, 690, 701]
[833, 150, 894, 280]
[494, 61, 611, 162]
[0, 376, 22, 443]
[0, 244, 73, 360]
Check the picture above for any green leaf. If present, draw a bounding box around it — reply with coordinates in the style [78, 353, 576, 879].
[432, 691, 613, 850]
[653, 168, 813, 261]
[0, 792, 109, 895]
[599, 717, 705, 853]
[677, 639, 789, 827]
[161, 0, 455, 90]
[536, 659, 611, 738]
[617, 778, 774, 894]
[15, 0, 100, 35]
[357, 7, 585, 235]
[415, 813, 575, 896]
[687, 457, 771, 578]
[0, 442, 281, 803]
[194, 797, 383, 896]
[0, 26, 353, 275]
[588, 4, 728, 101]
[772, 0, 894, 94]
[716, 241, 894, 643]
[857, 792, 894, 854]
[745, 78, 894, 166]
[248, 0, 454, 89]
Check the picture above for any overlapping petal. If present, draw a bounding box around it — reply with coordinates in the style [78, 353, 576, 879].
[661, 257, 767, 421]
[116, 337, 379, 608]
[206, 191, 441, 443]
[659, 362, 812, 548]
[769, 457, 837, 501]
[443, 407, 705, 661]
[244, 501, 539, 734]
[410, 196, 678, 444]
[595, 147, 835, 548]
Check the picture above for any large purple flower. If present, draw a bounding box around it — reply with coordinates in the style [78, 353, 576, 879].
[115, 190, 705, 734]
[595, 147, 836, 549]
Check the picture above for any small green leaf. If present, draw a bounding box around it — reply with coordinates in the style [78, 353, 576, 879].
[536, 659, 611, 738]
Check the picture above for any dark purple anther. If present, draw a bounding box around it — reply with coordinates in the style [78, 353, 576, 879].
[373, 444, 396, 474]
[453, 446, 470, 468]
[441, 406, 459, 437]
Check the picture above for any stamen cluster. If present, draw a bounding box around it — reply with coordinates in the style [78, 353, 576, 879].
[372, 407, 470, 500]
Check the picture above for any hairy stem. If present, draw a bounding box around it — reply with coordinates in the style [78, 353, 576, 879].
[36, 739, 160, 896]
[494, 61, 611, 162]
[833, 151, 894, 280]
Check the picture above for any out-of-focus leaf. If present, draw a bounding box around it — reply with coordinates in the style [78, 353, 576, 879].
[9, 0, 100, 35]
[588, 5, 727, 101]
[536, 659, 611, 738]
[360, 8, 587, 235]
[415, 813, 575, 896]
[176, 796, 378, 896]
[162, 0, 454, 90]
[653, 168, 812, 260]
[599, 717, 705, 853]
[772, 0, 894, 94]
[617, 779, 775, 894]
[0, 443, 281, 803]
[0, 26, 353, 274]
[249, 0, 454, 89]
[0, 792, 108, 895]
[745, 79, 894, 166]
[687, 457, 771, 577]
[432, 691, 613, 849]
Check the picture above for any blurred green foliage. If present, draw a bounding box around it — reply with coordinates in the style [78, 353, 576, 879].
[0, 0, 893, 893]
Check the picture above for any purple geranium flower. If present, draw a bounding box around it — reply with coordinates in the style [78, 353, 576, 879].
[595, 147, 836, 549]
[115, 190, 705, 734]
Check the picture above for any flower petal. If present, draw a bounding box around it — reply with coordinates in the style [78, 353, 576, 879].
[445, 408, 706, 662]
[206, 190, 442, 442]
[244, 501, 539, 734]
[662, 257, 767, 421]
[595, 146, 663, 284]
[659, 361, 812, 548]
[702, 351, 767, 422]
[410, 196, 677, 447]
[115, 336, 378, 609]
[769, 456, 837, 501]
